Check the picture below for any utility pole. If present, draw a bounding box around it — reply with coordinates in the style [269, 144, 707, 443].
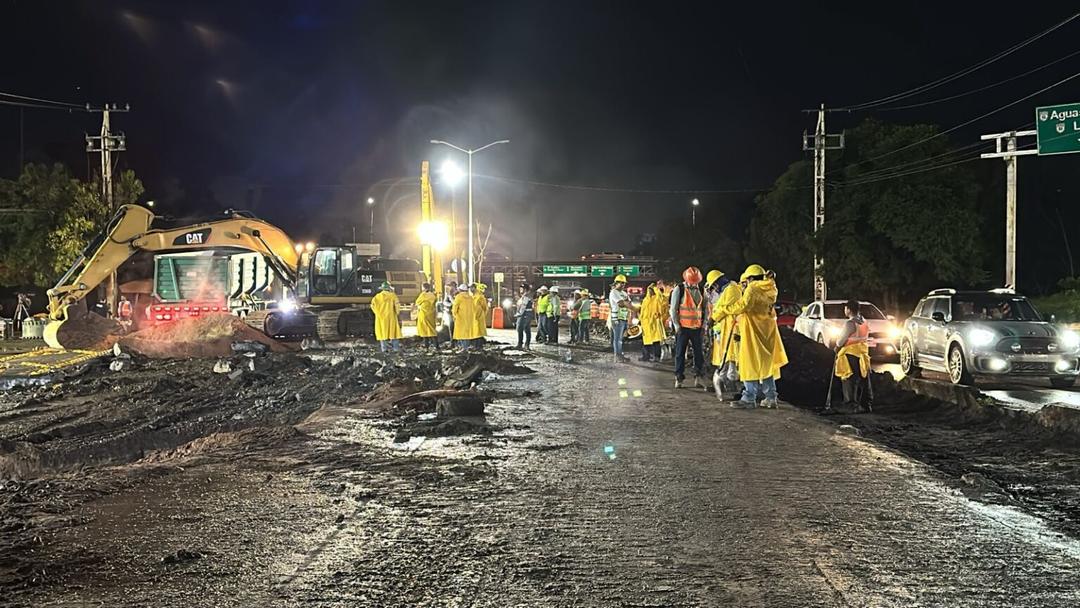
[980, 129, 1037, 290]
[86, 103, 129, 319]
[802, 104, 844, 302]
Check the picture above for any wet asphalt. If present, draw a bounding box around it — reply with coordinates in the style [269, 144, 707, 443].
[12, 339, 1080, 607]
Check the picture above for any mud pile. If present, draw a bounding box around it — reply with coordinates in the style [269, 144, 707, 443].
[776, 328, 901, 408]
[118, 314, 289, 358]
[52, 312, 122, 351]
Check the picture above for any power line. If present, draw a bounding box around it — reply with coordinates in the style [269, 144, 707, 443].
[845, 139, 993, 180]
[833, 155, 984, 188]
[0, 98, 84, 112]
[874, 48, 1080, 111]
[839, 11, 1080, 111]
[482, 175, 791, 195]
[0, 90, 85, 109]
[836, 71, 1080, 174]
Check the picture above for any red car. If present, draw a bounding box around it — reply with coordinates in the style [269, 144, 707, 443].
[774, 301, 802, 329]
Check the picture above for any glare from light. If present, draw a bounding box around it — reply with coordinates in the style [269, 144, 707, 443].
[988, 358, 1008, 371]
[305, 241, 315, 252]
[417, 220, 450, 251]
[440, 160, 465, 186]
[1061, 330, 1080, 350]
[1056, 359, 1074, 372]
[145, 200, 155, 208]
[692, 198, 700, 206]
[502, 298, 513, 308]
[827, 325, 843, 340]
[279, 298, 297, 314]
[887, 325, 902, 341]
[366, 197, 375, 205]
[969, 328, 996, 347]
[294, 243, 303, 254]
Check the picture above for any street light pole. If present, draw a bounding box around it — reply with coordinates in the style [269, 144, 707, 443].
[691, 198, 700, 253]
[430, 139, 509, 284]
[367, 197, 376, 243]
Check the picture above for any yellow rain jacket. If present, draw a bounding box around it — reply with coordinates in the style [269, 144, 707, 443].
[452, 292, 478, 340]
[371, 290, 402, 341]
[720, 277, 788, 381]
[640, 288, 666, 345]
[710, 282, 743, 366]
[474, 293, 489, 337]
[414, 291, 438, 338]
[835, 342, 870, 380]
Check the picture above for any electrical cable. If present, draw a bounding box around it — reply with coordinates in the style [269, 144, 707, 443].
[839, 11, 1079, 111]
[482, 175, 803, 195]
[874, 48, 1080, 111]
[0, 90, 85, 109]
[0, 98, 82, 111]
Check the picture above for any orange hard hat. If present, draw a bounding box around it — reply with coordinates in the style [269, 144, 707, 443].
[682, 266, 703, 285]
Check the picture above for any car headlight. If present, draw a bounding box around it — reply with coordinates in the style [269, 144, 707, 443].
[887, 325, 902, 341]
[1061, 330, 1080, 350]
[827, 326, 842, 339]
[968, 328, 996, 347]
[279, 298, 296, 314]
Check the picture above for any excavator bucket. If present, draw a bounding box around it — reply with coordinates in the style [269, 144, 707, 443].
[43, 305, 122, 350]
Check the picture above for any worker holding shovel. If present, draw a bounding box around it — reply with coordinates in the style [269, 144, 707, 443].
[828, 299, 873, 413]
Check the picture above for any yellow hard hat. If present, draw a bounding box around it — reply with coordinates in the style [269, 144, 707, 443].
[477, 283, 487, 292]
[614, 274, 627, 283]
[741, 264, 767, 281]
[706, 270, 724, 286]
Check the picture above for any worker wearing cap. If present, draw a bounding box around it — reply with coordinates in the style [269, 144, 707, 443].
[720, 264, 788, 408]
[535, 286, 551, 343]
[414, 282, 438, 351]
[452, 283, 478, 351]
[576, 289, 595, 344]
[547, 286, 562, 344]
[473, 283, 489, 345]
[608, 274, 632, 363]
[567, 289, 581, 344]
[707, 270, 742, 401]
[372, 281, 403, 353]
[669, 267, 708, 389]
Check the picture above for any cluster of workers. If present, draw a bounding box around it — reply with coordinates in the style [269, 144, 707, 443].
[369, 263, 870, 411]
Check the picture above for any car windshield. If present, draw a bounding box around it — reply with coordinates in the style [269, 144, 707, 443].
[823, 303, 886, 320]
[951, 295, 1042, 322]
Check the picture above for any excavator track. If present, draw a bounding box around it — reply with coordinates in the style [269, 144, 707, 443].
[244, 309, 317, 341]
[316, 307, 375, 342]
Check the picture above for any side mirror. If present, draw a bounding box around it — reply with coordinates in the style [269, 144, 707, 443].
[931, 311, 946, 323]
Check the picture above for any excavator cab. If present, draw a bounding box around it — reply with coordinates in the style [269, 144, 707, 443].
[307, 247, 384, 299]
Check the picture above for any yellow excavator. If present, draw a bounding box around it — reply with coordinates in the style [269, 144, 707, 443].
[45, 204, 424, 349]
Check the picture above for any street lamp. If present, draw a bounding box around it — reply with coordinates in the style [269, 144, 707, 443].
[366, 197, 376, 243]
[145, 200, 155, 208]
[430, 138, 509, 284]
[691, 198, 700, 253]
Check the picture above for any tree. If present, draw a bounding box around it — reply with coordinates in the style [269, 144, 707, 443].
[746, 119, 985, 312]
[0, 163, 144, 287]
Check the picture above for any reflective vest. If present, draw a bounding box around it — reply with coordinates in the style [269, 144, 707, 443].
[118, 300, 133, 318]
[677, 286, 704, 329]
[845, 321, 870, 346]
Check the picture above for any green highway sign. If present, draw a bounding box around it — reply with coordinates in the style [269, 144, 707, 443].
[1036, 103, 1080, 156]
[542, 264, 587, 277]
[590, 265, 614, 277]
[617, 265, 641, 277]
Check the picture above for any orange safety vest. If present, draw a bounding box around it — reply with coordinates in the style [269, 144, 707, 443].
[118, 300, 133, 318]
[845, 321, 870, 346]
[677, 286, 703, 329]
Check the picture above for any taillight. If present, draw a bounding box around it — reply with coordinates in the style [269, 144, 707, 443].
[153, 306, 162, 312]
[155, 314, 163, 321]
[163, 314, 172, 320]
[202, 306, 210, 311]
[183, 306, 191, 311]
[211, 306, 219, 312]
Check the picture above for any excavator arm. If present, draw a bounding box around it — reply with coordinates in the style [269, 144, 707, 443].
[45, 204, 301, 348]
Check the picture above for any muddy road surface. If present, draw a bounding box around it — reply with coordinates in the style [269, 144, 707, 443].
[3, 335, 1080, 606]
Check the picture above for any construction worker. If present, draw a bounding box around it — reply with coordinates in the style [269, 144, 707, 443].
[722, 264, 788, 408]
[371, 282, 403, 352]
[833, 299, 871, 412]
[669, 267, 708, 389]
[515, 284, 535, 350]
[474, 283, 489, 346]
[414, 282, 438, 350]
[451, 283, 478, 351]
[535, 286, 550, 343]
[707, 270, 742, 401]
[640, 283, 666, 362]
[567, 289, 581, 344]
[117, 295, 134, 332]
[608, 274, 632, 363]
[576, 289, 594, 344]
[547, 286, 561, 344]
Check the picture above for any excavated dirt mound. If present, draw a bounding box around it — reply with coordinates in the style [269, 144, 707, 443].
[53, 313, 122, 351]
[777, 327, 903, 408]
[118, 314, 290, 358]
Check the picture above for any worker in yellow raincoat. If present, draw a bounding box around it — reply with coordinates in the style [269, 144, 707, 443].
[474, 283, 489, 343]
[832, 299, 872, 412]
[451, 283, 478, 351]
[639, 283, 666, 362]
[707, 270, 743, 401]
[718, 264, 788, 409]
[414, 282, 438, 350]
[371, 281, 402, 353]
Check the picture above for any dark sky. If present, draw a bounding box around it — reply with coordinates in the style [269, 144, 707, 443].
[3, 1, 1080, 273]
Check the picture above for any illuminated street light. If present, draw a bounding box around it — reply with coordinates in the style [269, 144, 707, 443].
[418, 220, 450, 252]
[145, 200, 155, 208]
[439, 160, 465, 186]
[430, 138, 510, 284]
[366, 197, 376, 242]
[305, 241, 315, 252]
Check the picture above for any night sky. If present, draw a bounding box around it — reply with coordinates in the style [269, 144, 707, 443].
[3, 1, 1080, 280]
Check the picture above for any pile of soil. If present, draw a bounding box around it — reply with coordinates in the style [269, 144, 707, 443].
[118, 314, 289, 358]
[777, 328, 902, 408]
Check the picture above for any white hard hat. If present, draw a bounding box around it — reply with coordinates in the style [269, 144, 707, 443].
[550, 286, 560, 292]
[457, 283, 469, 292]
